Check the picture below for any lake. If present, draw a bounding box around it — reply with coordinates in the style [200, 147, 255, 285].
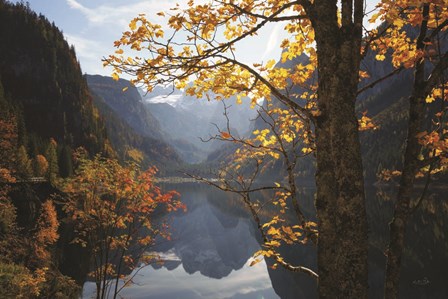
[82, 182, 448, 299]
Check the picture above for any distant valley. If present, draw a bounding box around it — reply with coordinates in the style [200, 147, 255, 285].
[141, 85, 258, 164]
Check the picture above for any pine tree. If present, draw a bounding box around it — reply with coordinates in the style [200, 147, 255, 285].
[16, 145, 33, 178]
[58, 145, 73, 178]
[44, 138, 58, 183]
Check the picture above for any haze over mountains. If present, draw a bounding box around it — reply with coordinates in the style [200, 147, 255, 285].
[84, 74, 259, 165]
[1, 0, 445, 181]
[0, 0, 258, 174]
[2, 2, 448, 299]
[142, 86, 258, 163]
[86, 75, 181, 172]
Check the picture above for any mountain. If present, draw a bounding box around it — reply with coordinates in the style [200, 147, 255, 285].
[0, 1, 112, 295]
[86, 75, 181, 172]
[144, 101, 210, 163]
[206, 29, 448, 182]
[87, 75, 162, 139]
[0, 0, 110, 178]
[0, 1, 181, 177]
[143, 86, 258, 163]
[358, 26, 448, 180]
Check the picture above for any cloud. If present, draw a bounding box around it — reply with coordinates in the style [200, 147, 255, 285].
[65, 34, 102, 59]
[64, 0, 179, 75]
[261, 22, 282, 61]
[62, 0, 288, 74]
[66, 0, 178, 28]
[64, 33, 113, 75]
[116, 257, 275, 299]
[65, 0, 87, 13]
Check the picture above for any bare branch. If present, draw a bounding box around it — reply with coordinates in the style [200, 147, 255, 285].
[423, 51, 448, 98]
[428, 19, 448, 40]
[357, 67, 404, 95]
[221, 0, 308, 22]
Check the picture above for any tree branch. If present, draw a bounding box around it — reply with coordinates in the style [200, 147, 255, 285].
[216, 55, 314, 122]
[220, 0, 308, 22]
[357, 67, 404, 95]
[428, 19, 448, 40]
[423, 51, 448, 98]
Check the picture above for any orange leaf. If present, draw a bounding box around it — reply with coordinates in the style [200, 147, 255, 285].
[221, 132, 231, 139]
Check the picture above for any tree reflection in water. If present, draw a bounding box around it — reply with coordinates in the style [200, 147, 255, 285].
[82, 183, 448, 299]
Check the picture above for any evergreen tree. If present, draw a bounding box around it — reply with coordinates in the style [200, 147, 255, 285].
[44, 138, 58, 183]
[0, 1, 110, 158]
[0, 82, 17, 172]
[58, 145, 73, 178]
[16, 110, 28, 147]
[16, 145, 32, 178]
[0, 78, 13, 120]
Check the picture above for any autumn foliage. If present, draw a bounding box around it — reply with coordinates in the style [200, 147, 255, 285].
[33, 200, 59, 261]
[105, 0, 447, 297]
[63, 153, 184, 299]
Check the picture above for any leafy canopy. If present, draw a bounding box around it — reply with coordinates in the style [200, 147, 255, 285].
[63, 153, 184, 298]
[105, 0, 448, 280]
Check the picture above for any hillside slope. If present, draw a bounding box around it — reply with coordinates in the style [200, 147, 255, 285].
[86, 75, 181, 172]
[0, 1, 112, 178]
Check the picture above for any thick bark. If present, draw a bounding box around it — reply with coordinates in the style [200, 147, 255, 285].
[309, 1, 368, 297]
[384, 92, 424, 299]
[384, 53, 448, 299]
[384, 5, 430, 298]
[314, 76, 368, 298]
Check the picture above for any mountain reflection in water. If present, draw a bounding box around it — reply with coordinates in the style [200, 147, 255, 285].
[83, 183, 280, 299]
[82, 182, 448, 299]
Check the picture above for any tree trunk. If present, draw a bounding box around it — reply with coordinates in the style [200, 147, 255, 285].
[384, 55, 427, 299]
[384, 89, 426, 299]
[310, 1, 368, 297]
[384, 5, 430, 298]
[314, 77, 368, 299]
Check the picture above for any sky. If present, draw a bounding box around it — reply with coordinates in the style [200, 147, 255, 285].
[17, 0, 379, 77]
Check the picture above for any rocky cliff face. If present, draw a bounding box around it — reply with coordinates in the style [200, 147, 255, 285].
[86, 75, 162, 139]
[86, 74, 181, 172]
[143, 85, 258, 164]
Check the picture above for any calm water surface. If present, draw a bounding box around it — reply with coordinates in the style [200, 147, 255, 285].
[82, 182, 448, 299]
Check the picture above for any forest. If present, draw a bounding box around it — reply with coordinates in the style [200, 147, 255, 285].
[0, 0, 447, 298]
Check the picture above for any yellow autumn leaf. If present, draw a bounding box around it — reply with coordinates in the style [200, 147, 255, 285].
[236, 94, 242, 104]
[267, 226, 280, 236]
[129, 19, 137, 31]
[266, 59, 276, 69]
[265, 240, 281, 247]
[249, 258, 262, 267]
[302, 147, 313, 154]
[308, 29, 315, 41]
[263, 250, 274, 257]
[369, 12, 381, 24]
[393, 18, 404, 27]
[425, 96, 435, 103]
[375, 54, 386, 61]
